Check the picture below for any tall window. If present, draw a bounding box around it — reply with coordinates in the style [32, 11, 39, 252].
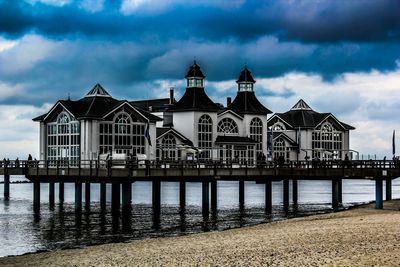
[250, 117, 263, 155]
[274, 137, 286, 159]
[217, 118, 238, 134]
[114, 113, 131, 150]
[312, 122, 342, 159]
[160, 134, 178, 160]
[99, 123, 113, 154]
[198, 114, 213, 159]
[47, 112, 80, 166]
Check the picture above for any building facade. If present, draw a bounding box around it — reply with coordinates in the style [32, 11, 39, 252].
[33, 61, 354, 165]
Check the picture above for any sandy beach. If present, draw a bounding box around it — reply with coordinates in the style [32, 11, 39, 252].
[1, 200, 399, 266]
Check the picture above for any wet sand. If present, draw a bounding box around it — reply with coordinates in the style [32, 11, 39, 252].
[1, 200, 400, 266]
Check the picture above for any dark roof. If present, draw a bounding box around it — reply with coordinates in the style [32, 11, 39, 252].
[130, 98, 174, 112]
[168, 87, 221, 112]
[85, 83, 111, 97]
[33, 84, 162, 122]
[236, 67, 256, 83]
[156, 127, 193, 145]
[227, 91, 272, 115]
[270, 100, 355, 130]
[215, 136, 257, 144]
[185, 61, 205, 78]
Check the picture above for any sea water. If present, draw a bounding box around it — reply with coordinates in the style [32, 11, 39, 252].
[0, 176, 399, 257]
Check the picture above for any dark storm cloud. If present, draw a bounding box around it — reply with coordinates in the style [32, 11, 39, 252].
[0, 0, 399, 43]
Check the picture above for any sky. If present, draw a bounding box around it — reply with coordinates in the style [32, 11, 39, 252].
[0, 0, 400, 159]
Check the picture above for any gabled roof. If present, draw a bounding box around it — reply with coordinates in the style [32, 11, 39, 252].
[269, 99, 355, 130]
[168, 87, 221, 112]
[270, 132, 297, 146]
[85, 83, 111, 97]
[185, 61, 205, 78]
[156, 127, 193, 145]
[227, 91, 272, 115]
[236, 67, 256, 83]
[130, 98, 174, 113]
[217, 109, 244, 120]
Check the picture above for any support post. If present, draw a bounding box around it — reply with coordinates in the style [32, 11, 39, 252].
[386, 178, 392, 201]
[59, 182, 64, 204]
[85, 182, 91, 209]
[33, 182, 40, 212]
[112, 183, 120, 214]
[332, 179, 339, 210]
[49, 182, 55, 208]
[265, 180, 272, 213]
[179, 180, 186, 209]
[338, 178, 343, 205]
[211, 180, 217, 212]
[100, 182, 106, 210]
[239, 179, 245, 208]
[375, 179, 383, 209]
[152, 180, 161, 216]
[122, 182, 132, 210]
[283, 179, 289, 210]
[75, 182, 82, 211]
[4, 174, 10, 200]
[202, 180, 209, 219]
[292, 179, 298, 206]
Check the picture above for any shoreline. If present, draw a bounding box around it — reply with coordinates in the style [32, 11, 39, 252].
[1, 200, 399, 266]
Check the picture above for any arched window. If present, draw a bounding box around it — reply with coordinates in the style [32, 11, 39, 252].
[274, 137, 286, 159]
[114, 113, 131, 152]
[161, 134, 177, 160]
[198, 114, 213, 159]
[272, 122, 285, 131]
[312, 122, 342, 159]
[250, 117, 263, 154]
[217, 118, 238, 134]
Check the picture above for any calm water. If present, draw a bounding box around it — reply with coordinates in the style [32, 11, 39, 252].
[0, 176, 399, 257]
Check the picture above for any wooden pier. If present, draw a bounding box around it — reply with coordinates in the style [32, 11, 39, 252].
[1, 159, 399, 217]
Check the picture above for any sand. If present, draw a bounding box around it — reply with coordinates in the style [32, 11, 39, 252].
[1, 200, 400, 266]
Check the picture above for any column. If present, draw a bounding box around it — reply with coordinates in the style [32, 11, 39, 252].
[33, 182, 40, 212]
[332, 179, 339, 210]
[152, 180, 161, 216]
[283, 179, 289, 210]
[4, 174, 10, 200]
[292, 179, 298, 206]
[179, 180, 186, 209]
[59, 182, 64, 204]
[265, 180, 272, 213]
[211, 180, 217, 212]
[239, 179, 245, 208]
[202, 181, 209, 219]
[100, 182, 106, 210]
[112, 183, 120, 214]
[122, 182, 132, 210]
[75, 182, 82, 211]
[85, 182, 91, 209]
[49, 182, 55, 208]
[386, 178, 392, 201]
[375, 179, 383, 209]
[338, 178, 343, 205]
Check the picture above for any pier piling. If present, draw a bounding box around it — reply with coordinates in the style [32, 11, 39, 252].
[386, 178, 392, 201]
[292, 179, 298, 206]
[59, 182, 64, 204]
[111, 183, 120, 214]
[85, 182, 91, 209]
[33, 182, 40, 212]
[202, 181, 209, 219]
[332, 179, 339, 210]
[179, 180, 185, 209]
[375, 179, 383, 209]
[122, 182, 131, 210]
[239, 179, 244, 208]
[75, 182, 82, 211]
[338, 178, 343, 205]
[265, 180, 272, 213]
[283, 179, 289, 210]
[152, 180, 161, 216]
[211, 180, 217, 212]
[4, 174, 10, 200]
[49, 182, 55, 208]
[100, 182, 106, 210]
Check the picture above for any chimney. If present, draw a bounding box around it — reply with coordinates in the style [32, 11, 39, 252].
[169, 87, 174, 105]
[227, 97, 232, 106]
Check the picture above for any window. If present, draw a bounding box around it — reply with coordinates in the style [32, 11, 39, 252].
[47, 112, 80, 166]
[250, 117, 263, 155]
[239, 83, 253, 91]
[274, 137, 285, 159]
[99, 123, 113, 155]
[188, 78, 203, 87]
[114, 113, 131, 149]
[272, 122, 285, 131]
[198, 114, 213, 159]
[312, 122, 343, 159]
[159, 134, 179, 160]
[217, 118, 238, 134]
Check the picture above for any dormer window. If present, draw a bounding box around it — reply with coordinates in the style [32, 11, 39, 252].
[239, 83, 253, 92]
[187, 78, 203, 87]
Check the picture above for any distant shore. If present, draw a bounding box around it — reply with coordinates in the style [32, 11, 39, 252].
[1, 200, 399, 266]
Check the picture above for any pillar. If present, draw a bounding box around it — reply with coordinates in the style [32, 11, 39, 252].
[292, 179, 298, 206]
[75, 182, 82, 211]
[332, 179, 339, 210]
[265, 180, 272, 213]
[179, 180, 186, 209]
[49, 182, 55, 208]
[239, 179, 245, 208]
[4, 174, 10, 200]
[338, 178, 343, 205]
[283, 179, 289, 210]
[100, 182, 106, 210]
[112, 183, 120, 214]
[202, 181, 209, 219]
[152, 180, 161, 216]
[59, 182, 64, 204]
[33, 182, 40, 212]
[211, 180, 217, 212]
[85, 182, 91, 209]
[122, 182, 132, 210]
[375, 179, 383, 209]
[386, 179, 392, 201]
